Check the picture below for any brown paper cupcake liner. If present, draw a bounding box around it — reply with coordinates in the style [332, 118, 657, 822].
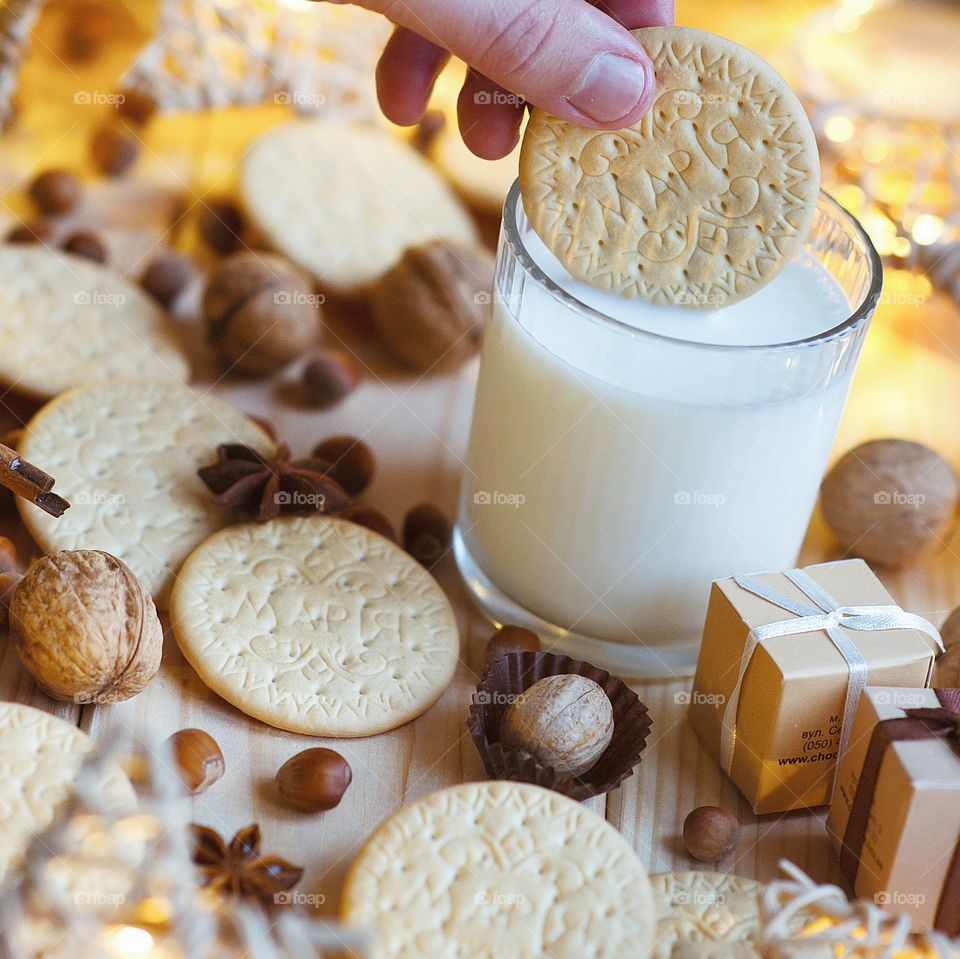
[466, 651, 652, 802]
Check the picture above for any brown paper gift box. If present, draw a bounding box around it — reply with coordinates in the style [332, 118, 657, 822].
[826, 687, 960, 934]
[688, 559, 937, 815]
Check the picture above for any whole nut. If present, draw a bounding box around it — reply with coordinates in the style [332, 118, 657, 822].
[199, 197, 245, 255]
[141, 252, 192, 307]
[276, 747, 352, 812]
[7, 219, 54, 245]
[682, 806, 740, 862]
[29, 169, 82, 216]
[403, 503, 451, 568]
[486, 626, 540, 665]
[313, 436, 375, 496]
[342, 506, 395, 542]
[62, 230, 107, 264]
[116, 89, 157, 126]
[501, 674, 614, 776]
[371, 240, 495, 372]
[203, 252, 319, 376]
[0, 571, 22, 631]
[10, 549, 163, 704]
[90, 125, 139, 177]
[166, 728, 225, 795]
[820, 439, 960, 566]
[301, 351, 361, 409]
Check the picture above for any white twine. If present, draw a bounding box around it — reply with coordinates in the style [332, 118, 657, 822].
[719, 568, 942, 778]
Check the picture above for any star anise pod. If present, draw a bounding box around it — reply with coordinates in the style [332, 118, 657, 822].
[198, 443, 350, 521]
[190, 823, 303, 905]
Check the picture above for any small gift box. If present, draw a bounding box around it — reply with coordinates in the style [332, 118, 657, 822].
[688, 559, 941, 815]
[827, 687, 960, 935]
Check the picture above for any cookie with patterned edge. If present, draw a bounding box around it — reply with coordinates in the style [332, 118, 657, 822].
[0, 702, 136, 882]
[650, 871, 766, 958]
[0, 244, 188, 399]
[519, 26, 820, 308]
[16, 381, 274, 607]
[342, 781, 656, 959]
[170, 516, 459, 737]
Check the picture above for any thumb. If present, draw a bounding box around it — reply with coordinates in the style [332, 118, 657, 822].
[366, 0, 656, 128]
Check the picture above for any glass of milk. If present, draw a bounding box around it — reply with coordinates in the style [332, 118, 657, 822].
[454, 182, 882, 679]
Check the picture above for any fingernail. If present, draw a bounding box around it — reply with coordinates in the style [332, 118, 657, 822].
[565, 53, 650, 124]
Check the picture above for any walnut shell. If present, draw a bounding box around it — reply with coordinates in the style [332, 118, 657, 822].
[502, 674, 614, 776]
[820, 439, 960, 567]
[371, 240, 494, 372]
[203, 251, 319, 376]
[11, 550, 163, 704]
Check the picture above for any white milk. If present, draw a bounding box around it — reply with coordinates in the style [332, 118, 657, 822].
[459, 229, 855, 657]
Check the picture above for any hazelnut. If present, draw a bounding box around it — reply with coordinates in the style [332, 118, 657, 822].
[313, 436, 375, 496]
[199, 197, 245, 255]
[486, 625, 540, 665]
[29, 169, 82, 216]
[62, 230, 107, 264]
[10, 549, 162, 704]
[371, 240, 494, 372]
[116, 89, 157, 126]
[90, 125, 139, 177]
[276, 747, 352, 812]
[0, 572, 22, 631]
[203, 252, 319, 376]
[820, 439, 960, 566]
[166, 728, 225, 795]
[342, 506, 396, 542]
[301, 351, 361, 409]
[7, 219, 54, 245]
[502, 674, 614, 776]
[682, 806, 740, 862]
[141, 252, 192, 308]
[0, 536, 20, 575]
[403, 503, 451, 568]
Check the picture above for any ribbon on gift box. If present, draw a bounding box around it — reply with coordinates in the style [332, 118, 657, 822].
[840, 688, 960, 937]
[719, 568, 943, 777]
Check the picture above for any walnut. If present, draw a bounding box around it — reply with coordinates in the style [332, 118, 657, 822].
[371, 240, 495, 372]
[502, 674, 614, 776]
[203, 252, 320, 376]
[820, 439, 960, 567]
[10, 550, 163, 704]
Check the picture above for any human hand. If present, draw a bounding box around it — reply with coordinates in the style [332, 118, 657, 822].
[330, 0, 674, 159]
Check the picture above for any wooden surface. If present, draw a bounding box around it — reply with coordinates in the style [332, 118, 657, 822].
[0, 0, 958, 928]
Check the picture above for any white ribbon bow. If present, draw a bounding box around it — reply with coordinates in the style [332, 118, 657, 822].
[719, 568, 943, 777]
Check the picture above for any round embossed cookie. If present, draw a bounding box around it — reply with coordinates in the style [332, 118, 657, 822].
[0, 702, 135, 882]
[651, 872, 765, 958]
[170, 516, 459, 736]
[17, 381, 273, 607]
[519, 27, 820, 308]
[0, 245, 188, 399]
[241, 120, 477, 295]
[342, 781, 656, 959]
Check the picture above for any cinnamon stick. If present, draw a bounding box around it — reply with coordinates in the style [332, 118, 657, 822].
[0, 443, 70, 517]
